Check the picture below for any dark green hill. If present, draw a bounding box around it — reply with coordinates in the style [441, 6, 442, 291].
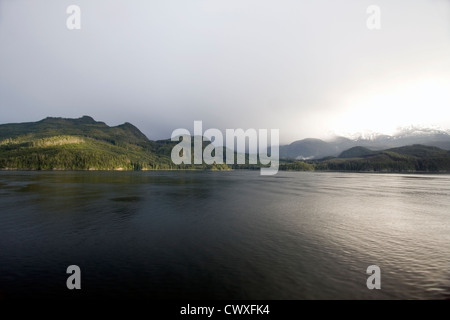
[0, 116, 229, 171]
[338, 146, 374, 158]
[0, 116, 155, 149]
[314, 144, 450, 172]
[386, 144, 449, 158]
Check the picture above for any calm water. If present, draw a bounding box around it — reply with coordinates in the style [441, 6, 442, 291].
[0, 171, 449, 299]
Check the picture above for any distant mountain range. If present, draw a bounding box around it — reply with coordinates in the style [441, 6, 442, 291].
[280, 144, 450, 172]
[1, 116, 450, 172]
[280, 127, 450, 160]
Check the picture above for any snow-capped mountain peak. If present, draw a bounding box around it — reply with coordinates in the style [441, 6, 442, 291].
[392, 125, 450, 139]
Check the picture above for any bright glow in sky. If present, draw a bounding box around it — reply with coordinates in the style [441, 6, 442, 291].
[333, 77, 450, 136]
[1, 0, 450, 144]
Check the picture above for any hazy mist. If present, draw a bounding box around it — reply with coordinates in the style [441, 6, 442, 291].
[1, 0, 450, 144]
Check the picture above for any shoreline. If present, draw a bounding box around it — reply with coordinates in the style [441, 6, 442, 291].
[1, 168, 449, 174]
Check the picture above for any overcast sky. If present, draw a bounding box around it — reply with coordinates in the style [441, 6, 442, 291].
[1, 0, 450, 143]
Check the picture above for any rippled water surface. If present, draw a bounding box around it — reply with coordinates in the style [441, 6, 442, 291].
[0, 171, 449, 299]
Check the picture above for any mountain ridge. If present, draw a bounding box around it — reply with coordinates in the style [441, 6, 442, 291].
[280, 128, 450, 160]
[1, 116, 450, 172]
[0, 116, 229, 171]
[280, 144, 450, 172]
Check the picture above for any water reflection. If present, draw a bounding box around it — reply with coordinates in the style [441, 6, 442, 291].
[0, 171, 449, 299]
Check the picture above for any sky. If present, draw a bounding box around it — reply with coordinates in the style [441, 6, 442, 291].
[1, 0, 450, 144]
